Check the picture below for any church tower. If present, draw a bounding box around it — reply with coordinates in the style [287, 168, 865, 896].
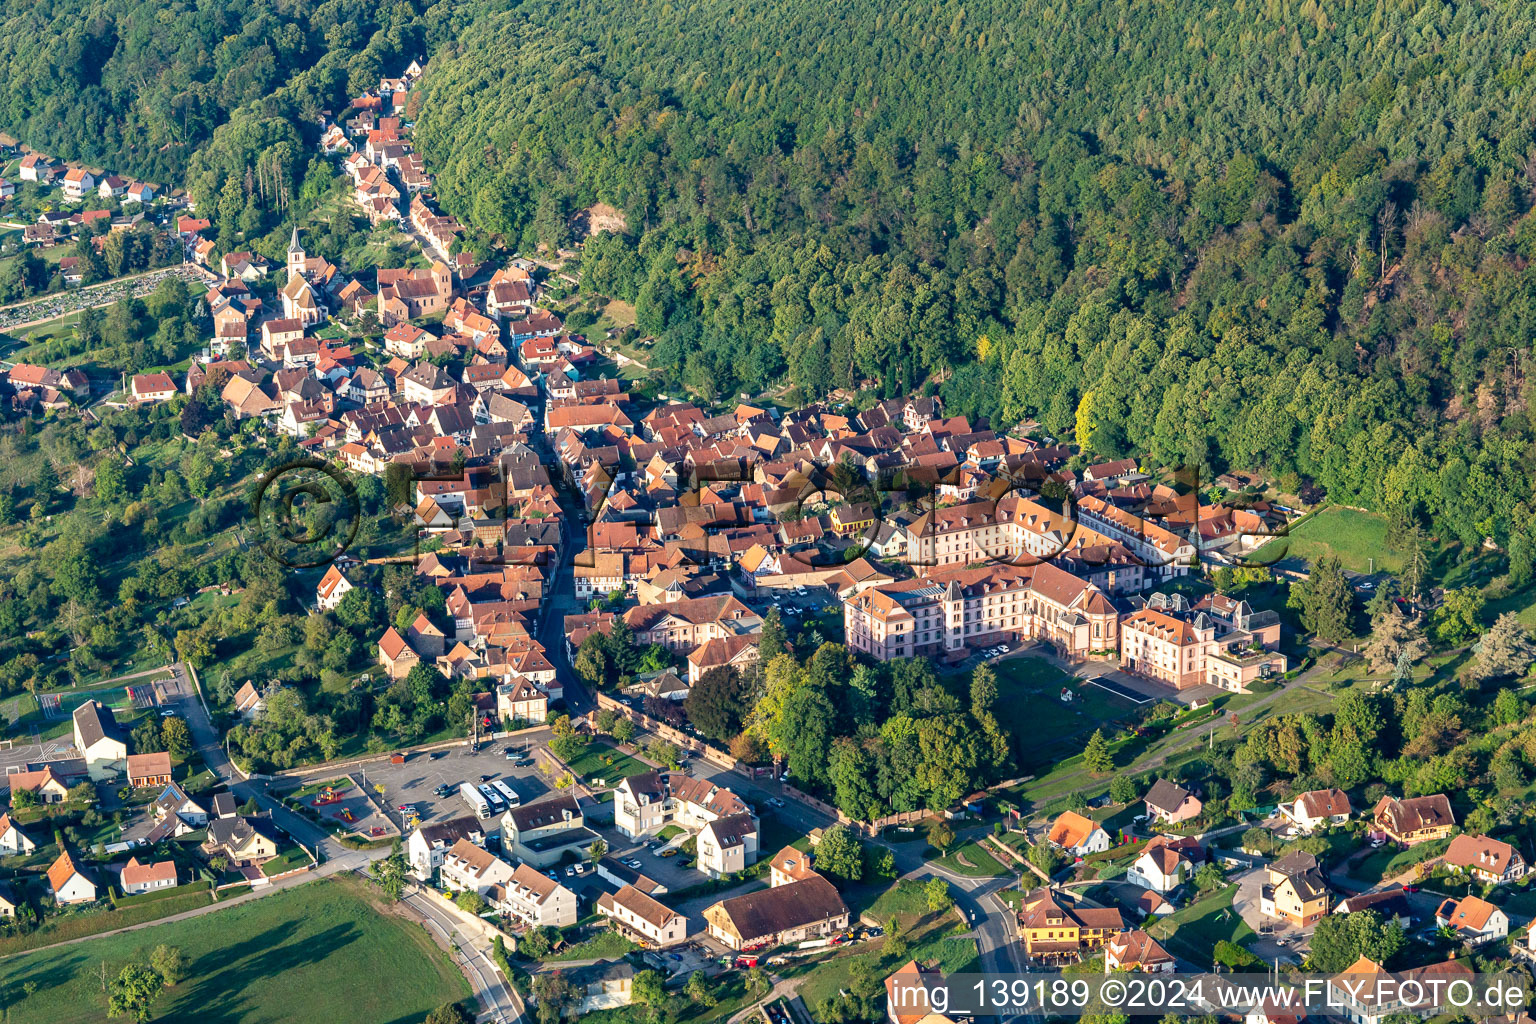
[287, 226, 306, 279]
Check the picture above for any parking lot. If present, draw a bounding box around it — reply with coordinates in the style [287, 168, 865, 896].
[348, 736, 554, 831]
[346, 735, 732, 895]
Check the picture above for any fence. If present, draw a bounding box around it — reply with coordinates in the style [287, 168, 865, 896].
[592, 692, 737, 767]
[272, 736, 468, 779]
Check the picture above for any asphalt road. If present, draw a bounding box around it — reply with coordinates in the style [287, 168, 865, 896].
[401, 880, 525, 1024]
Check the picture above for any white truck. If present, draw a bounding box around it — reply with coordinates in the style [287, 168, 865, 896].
[461, 782, 492, 818]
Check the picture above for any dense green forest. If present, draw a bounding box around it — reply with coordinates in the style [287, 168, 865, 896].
[8, 0, 1536, 556]
[0, 0, 435, 204]
[411, 0, 1536, 562]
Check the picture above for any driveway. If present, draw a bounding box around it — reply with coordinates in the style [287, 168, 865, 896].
[1231, 865, 1311, 960]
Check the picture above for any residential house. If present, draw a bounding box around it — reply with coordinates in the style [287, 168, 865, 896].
[120, 857, 177, 895]
[1047, 811, 1112, 858]
[885, 961, 948, 1024]
[697, 812, 760, 878]
[439, 837, 517, 896]
[0, 813, 36, 855]
[1443, 834, 1526, 886]
[1103, 930, 1175, 972]
[316, 564, 354, 612]
[1260, 850, 1331, 927]
[1334, 888, 1412, 928]
[47, 850, 97, 905]
[686, 634, 761, 684]
[73, 700, 129, 781]
[1372, 794, 1455, 846]
[130, 372, 177, 403]
[401, 361, 456, 406]
[614, 771, 753, 841]
[405, 816, 486, 880]
[126, 752, 173, 789]
[233, 681, 265, 719]
[597, 884, 688, 947]
[1126, 835, 1201, 894]
[703, 875, 849, 949]
[1280, 789, 1352, 833]
[0, 881, 18, 918]
[622, 596, 762, 655]
[491, 862, 578, 928]
[1434, 895, 1508, 945]
[150, 783, 209, 833]
[18, 153, 56, 182]
[564, 960, 637, 1013]
[500, 794, 598, 868]
[378, 627, 422, 680]
[496, 678, 550, 725]
[4, 766, 71, 803]
[1325, 957, 1473, 1024]
[767, 845, 819, 888]
[384, 323, 433, 359]
[1143, 779, 1202, 825]
[204, 814, 283, 867]
[1016, 888, 1124, 960]
[62, 167, 96, 201]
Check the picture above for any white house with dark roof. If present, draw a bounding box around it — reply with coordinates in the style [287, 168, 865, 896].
[697, 812, 760, 878]
[73, 700, 128, 781]
[0, 813, 36, 855]
[405, 816, 486, 880]
[598, 884, 688, 946]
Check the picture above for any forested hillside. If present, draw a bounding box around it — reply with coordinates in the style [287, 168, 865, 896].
[7, 0, 1536, 561]
[0, 0, 431, 202]
[410, 0, 1536, 564]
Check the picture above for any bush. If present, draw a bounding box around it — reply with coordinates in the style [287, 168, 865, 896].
[1214, 939, 1260, 969]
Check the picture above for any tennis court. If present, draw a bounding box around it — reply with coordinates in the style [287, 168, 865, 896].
[1084, 674, 1156, 704]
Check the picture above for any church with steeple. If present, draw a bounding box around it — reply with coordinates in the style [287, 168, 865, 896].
[281, 228, 336, 327]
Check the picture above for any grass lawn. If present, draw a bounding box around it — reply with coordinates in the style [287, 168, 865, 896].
[992, 657, 1140, 774]
[1252, 506, 1420, 575]
[1146, 883, 1252, 964]
[1341, 839, 1449, 886]
[563, 742, 651, 784]
[794, 882, 977, 1011]
[0, 889, 217, 957]
[260, 846, 315, 876]
[547, 928, 638, 962]
[1, 876, 469, 1024]
[933, 841, 1008, 878]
